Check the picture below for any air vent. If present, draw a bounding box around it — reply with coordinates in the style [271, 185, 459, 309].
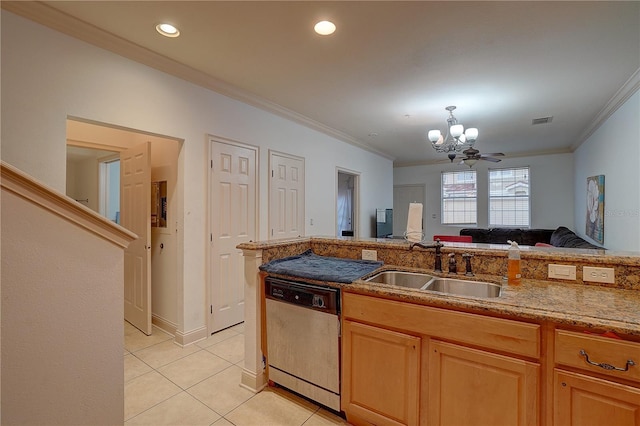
[532, 116, 553, 125]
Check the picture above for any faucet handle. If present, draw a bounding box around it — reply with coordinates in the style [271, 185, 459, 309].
[462, 253, 474, 276]
[448, 253, 457, 274]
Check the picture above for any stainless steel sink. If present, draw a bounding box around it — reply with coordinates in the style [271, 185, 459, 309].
[365, 270, 502, 298]
[365, 271, 434, 289]
[424, 278, 502, 298]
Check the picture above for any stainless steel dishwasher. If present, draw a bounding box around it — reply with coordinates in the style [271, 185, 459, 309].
[264, 277, 340, 411]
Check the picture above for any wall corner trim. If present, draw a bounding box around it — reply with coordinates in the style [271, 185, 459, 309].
[174, 326, 208, 347]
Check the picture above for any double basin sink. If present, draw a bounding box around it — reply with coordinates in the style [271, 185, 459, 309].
[365, 270, 502, 298]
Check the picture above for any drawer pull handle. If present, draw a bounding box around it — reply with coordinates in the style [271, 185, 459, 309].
[579, 350, 636, 372]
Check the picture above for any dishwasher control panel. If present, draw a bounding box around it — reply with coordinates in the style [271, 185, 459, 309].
[265, 278, 339, 314]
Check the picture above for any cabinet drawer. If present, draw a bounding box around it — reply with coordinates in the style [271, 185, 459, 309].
[343, 292, 540, 358]
[555, 329, 640, 383]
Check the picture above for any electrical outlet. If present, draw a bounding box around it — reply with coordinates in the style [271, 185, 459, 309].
[362, 249, 377, 261]
[583, 266, 615, 284]
[548, 264, 576, 280]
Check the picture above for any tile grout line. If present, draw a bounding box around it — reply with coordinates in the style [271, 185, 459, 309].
[124, 323, 248, 425]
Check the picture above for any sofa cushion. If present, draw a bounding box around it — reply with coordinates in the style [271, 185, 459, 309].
[520, 229, 555, 246]
[459, 228, 553, 245]
[550, 226, 602, 249]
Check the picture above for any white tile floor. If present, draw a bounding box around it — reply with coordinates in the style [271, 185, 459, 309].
[124, 321, 348, 426]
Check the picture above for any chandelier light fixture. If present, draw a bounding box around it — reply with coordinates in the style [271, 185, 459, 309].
[428, 106, 479, 162]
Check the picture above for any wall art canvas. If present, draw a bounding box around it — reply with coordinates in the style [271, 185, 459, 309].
[586, 175, 605, 244]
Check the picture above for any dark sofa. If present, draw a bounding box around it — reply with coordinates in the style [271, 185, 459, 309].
[459, 226, 603, 249]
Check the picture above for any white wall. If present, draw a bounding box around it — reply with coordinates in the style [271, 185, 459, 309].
[574, 90, 640, 251]
[394, 153, 575, 240]
[2, 188, 126, 425]
[1, 12, 393, 335]
[66, 154, 100, 213]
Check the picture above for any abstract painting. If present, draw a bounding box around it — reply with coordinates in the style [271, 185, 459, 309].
[586, 175, 605, 244]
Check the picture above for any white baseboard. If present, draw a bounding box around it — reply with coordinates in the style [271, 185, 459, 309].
[240, 367, 267, 393]
[152, 314, 176, 336]
[174, 326, 207, 347]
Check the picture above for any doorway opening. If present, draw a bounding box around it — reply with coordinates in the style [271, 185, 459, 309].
[337, 169, 360, 237]
[65, 117, 182, 337]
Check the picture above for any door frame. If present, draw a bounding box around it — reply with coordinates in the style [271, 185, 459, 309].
[336, 167, 360, 238]
[206, 134, 260, 336]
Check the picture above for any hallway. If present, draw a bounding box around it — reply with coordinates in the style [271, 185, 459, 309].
[124, 322, 347, 425]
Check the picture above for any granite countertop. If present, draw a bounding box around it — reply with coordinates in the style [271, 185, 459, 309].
[346, 266, 640, 336]
[238, 235, 640, 264]
[266, 266, 640, 337]
[245, 236, 640, 336]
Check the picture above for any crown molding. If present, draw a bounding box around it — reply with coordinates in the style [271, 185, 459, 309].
[2, 1, 394, 161]
[572, 67, 640, 150]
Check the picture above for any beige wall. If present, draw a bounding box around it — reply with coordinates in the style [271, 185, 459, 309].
[1, 186, 128, 424]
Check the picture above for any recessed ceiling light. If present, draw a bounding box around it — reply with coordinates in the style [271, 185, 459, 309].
[314, 20, 336, 36]
[156, 23, 180, 38]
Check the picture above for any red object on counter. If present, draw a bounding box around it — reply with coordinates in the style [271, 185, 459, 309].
[583, 330, 622, 340]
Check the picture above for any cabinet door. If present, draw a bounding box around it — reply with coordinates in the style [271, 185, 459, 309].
[342, 320, 421, 426]
[429, 340, 539, 426]
[555, 370, 640, 426]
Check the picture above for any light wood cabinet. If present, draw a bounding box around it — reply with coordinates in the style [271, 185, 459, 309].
[554, 330, 640, 382]
[341, 292, 541, 426]
[341, 292, 640, 426]
[554, 370, 640, 426]
[341, 319, 421, 426]
[554, 330, 640, 426]
[429, 340, 539, 426]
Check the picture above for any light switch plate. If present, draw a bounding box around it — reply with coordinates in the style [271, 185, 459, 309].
[548, 264, 576, 280]
[583, 266, 615, 284]
[362, 249, 377, 261]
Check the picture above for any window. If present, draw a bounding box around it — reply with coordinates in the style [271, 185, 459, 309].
[489, 167, 530, 227]
[441, 170, 477, 224]
[99, 158, 120, 224]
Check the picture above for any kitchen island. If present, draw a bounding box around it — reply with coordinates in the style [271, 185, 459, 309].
[238, 236, 640, 425]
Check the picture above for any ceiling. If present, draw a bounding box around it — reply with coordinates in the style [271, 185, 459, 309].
[5, 1, 640, 165]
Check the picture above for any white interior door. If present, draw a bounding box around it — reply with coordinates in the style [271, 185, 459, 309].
[393, 184, 425, 238]
[269, 152, 305, 239]
[121, 142, 151, 335]
[210, 139, 257, 333]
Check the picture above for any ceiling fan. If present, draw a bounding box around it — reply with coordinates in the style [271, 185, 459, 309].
[453, 147, 504, 167]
